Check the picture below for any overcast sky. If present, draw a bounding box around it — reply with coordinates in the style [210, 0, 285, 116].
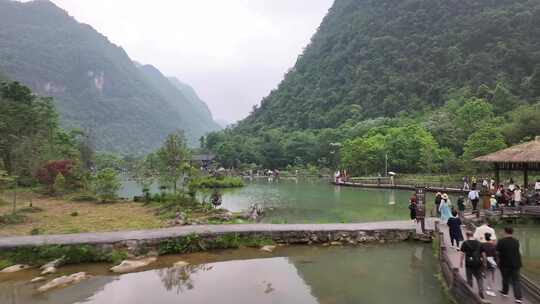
[47, 0, 334, 124]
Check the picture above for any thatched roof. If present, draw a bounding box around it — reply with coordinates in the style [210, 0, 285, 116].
[474, 136, 540, 163]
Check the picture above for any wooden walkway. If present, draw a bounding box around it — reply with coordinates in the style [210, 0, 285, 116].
[439, 222, 537, 304]
[334, 181, 467, 193]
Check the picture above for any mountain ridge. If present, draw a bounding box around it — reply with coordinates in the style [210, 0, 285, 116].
[0, 0, 219, 153]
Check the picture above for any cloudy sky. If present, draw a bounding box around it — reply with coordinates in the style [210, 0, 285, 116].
[47, 0, 334, 124]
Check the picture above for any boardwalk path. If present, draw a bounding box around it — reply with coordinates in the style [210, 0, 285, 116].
[439, 223, 534, 304]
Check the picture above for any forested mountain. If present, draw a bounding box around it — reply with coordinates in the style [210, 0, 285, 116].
[0, 0, 219, 153]
[137, 65, 221, 135]
[240, 0, 540, 131]
[206, 0, 540, 173]
[167, 77, 217, 127]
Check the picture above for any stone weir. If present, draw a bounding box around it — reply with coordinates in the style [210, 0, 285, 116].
[0, 222, 430, 254]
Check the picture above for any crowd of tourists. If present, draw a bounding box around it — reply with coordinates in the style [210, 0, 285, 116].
[407, 189, 525, 302]
[464, 176, 540, 207]
[457, 224, 523, 303]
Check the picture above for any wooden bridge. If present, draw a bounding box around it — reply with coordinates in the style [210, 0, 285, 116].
[437, 220, 540, 304]
[334, 180, 467, 193]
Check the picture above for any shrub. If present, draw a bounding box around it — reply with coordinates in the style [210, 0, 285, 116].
[30, 228, 45, 235]
[35, 160, 75, 194]
[94, 168, 121, 202]
[0, 212, 26, 225]
[188, 176, 244, 190]
[53, 173, 66, 195]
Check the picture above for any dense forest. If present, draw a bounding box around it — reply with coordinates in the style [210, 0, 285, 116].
[0, 0, 220, 153]
[204, 0, 540, 174]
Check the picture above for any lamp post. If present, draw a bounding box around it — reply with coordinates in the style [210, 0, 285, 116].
[329, 142, 342, 171]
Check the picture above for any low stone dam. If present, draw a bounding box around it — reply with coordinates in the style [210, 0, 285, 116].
[0, 221, 427, 254]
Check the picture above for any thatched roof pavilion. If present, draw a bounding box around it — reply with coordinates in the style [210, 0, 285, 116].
[474, 136, 540, 188]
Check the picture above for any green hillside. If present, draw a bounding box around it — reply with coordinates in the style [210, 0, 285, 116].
[168, 76, 217, 126]
[206, 0, 540, 172]
[137, 65, 220, 137]
[0, 0, 219, 153]
[240, 0, 540, 130]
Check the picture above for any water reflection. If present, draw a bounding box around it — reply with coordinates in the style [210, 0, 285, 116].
[1, 244, 449, 304]
[158, 264, 212, 294]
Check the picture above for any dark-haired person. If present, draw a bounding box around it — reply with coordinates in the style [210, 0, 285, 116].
[482, 233, 497, 296]
[447, 210, 463, 249]
[496, 227, 523, 303]
[460, 231, 485, 299]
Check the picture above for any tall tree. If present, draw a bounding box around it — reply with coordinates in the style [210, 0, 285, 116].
[157, 131, 191, 193]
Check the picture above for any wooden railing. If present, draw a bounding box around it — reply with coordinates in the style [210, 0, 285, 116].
[437, 230, 489, 304]
[522, 274, 540, 303]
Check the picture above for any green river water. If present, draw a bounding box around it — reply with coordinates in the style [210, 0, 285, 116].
[0, 243, 449, 304]
[120, 178, 540, 284]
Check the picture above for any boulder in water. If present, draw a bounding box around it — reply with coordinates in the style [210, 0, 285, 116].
[30, 276, 46, 283]
[173, 261, 189, 268]
[260, 245, 276, 253]
[37, 272, 89, 292]
[41, 266, 57, 275]
[110, 257, 157, 273]
[0, 264, 30, 273]
[40, 257, 64, 270]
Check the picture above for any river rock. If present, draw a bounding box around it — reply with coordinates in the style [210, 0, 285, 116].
[31, 277, 46, 283]
[40, 257, 64, 270]
[0, 264, 31, 273]
[41, 266, 57, 275]
[173, 261, 189, 268]
[38, 272, 89, 292]
[110, 257, 157, 273]
[330, 241, 342, 246]
[260, 245, 276, 253]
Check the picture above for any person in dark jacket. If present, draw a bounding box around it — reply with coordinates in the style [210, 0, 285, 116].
[496, 227, 523, 303]
[434, 192, 442, 216]
[457, 195, 466, 218]
[447, 210, 463, 248]
[409, 194, 417, 223]
[460, 231, 485, 299]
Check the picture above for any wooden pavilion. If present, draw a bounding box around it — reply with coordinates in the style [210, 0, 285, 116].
[474, 136, 540, 189]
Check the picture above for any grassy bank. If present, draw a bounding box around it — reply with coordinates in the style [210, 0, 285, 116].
[0, 188, 245, 237]
[0, 195, 162, 237]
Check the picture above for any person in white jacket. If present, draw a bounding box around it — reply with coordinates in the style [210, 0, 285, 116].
[474, 220, 497, 243]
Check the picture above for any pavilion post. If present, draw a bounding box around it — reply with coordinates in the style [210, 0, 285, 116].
[494, 163, 500, 186]
[523, 163, 529, 190]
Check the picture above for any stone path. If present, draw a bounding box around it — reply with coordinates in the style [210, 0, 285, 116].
[439, 223, 533, 304]
[0, 221, 423, 249]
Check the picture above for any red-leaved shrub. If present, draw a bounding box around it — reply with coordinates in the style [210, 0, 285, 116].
[36, 160, 74, 192]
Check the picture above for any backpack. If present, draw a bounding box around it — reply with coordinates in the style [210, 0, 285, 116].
[465, 240, 482, 267]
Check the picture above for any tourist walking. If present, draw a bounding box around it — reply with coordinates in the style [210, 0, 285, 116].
[513, 186, 522, 207]
[463, 177, 470, 191]
[481, 233, 497, 296]
[434, 192, 442, 216]
[457, 195, 466, 218]
[460, 231, 485, 299]
[447, 210, 463, 249]
[468, 188, 480, 214]
[474, 220, 497, 243]
[496, 227, 523, 303]
[439, 194, 452, 224]
[409, 194, 417, 223]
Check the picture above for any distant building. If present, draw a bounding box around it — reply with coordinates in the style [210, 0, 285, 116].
[191, 153, 216, 169]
